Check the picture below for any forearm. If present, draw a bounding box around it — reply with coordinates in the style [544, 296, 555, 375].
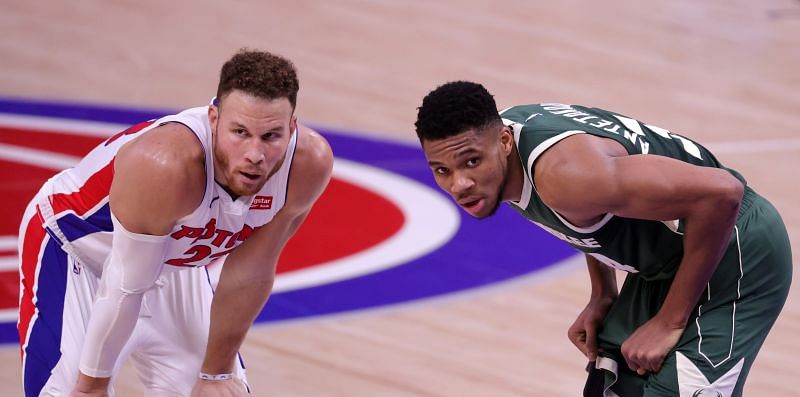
[201, 270, 274, 374]
[658, 188, 743, 327]
[79, 289, 144, 377]
[586, 255, 618, 302]
[79, 214, 167, 378]
[199, 205, 313, 374]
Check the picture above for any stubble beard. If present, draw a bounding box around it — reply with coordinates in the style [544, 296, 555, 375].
[212, 128, 262, 198]
[480, 176, 506, 219]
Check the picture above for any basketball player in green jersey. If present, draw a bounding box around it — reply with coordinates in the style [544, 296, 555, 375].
[415, 81, 792, 397]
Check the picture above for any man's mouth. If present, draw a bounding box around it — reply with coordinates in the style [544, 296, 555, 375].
[459, 197, 485, 215]
[240, 171, 261, 181]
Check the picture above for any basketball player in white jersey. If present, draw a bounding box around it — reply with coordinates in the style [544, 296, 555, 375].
[17, 49, 333, 396]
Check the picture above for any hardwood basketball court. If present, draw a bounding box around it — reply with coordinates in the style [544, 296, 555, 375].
[1, 1, 798, 395]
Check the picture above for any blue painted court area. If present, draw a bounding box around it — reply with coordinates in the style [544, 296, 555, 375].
[0, 97, 575, 343]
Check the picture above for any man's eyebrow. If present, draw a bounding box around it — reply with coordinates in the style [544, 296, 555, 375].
[230, 121, 249, 130]
[455, 148, 480, 157]
[427, 148, 480, 167]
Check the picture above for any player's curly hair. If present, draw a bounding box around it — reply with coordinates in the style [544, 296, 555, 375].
[415, 81, 501, 141]
[216, 48, 299, 108]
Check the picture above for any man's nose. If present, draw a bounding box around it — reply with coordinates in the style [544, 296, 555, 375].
[244, 142, 265, 164]
[451, 172, 475, 195]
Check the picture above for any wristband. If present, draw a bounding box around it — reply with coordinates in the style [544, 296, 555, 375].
[199, 372, 233, 381]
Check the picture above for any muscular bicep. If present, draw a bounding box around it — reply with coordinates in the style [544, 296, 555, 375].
[109, 123, 205, 235]
[599, 154, 741, 221]
[535, 134, 742, 223]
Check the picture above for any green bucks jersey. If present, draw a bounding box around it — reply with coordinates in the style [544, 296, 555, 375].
[501, 103, 744, 280]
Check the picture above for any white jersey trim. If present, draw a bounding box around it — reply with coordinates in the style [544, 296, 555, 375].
[695, 225, 743, 368]
[509, 127, 615, 234]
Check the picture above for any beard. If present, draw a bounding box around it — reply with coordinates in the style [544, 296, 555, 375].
[480, 177, 506, 219]
[483, 155, 511, 219]
[212, 133, 265, 198]
[471, 169, 508, 220]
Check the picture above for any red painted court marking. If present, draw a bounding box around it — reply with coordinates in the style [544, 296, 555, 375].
[0, 124, 407, 310]
[1, 159, 56, 235]
[0, 272, 16, 312]
[0, 126, 104, 157]
[278, 178, 404, 273]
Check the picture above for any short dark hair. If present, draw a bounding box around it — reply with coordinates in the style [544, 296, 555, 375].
[216, 48, 299, 109]
[415, 81, 501, 141]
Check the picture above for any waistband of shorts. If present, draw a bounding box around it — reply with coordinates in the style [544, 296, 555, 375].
[33, 180, 90, 264]
[738, 185, 757, 217]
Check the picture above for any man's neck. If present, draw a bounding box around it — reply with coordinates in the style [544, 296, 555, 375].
[502, 144, 525, 203]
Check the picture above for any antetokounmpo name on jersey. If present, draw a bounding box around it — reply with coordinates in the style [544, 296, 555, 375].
[540, 103, 653, 155]
[165, 218, 261, 266]
[539, 103, 704, 160]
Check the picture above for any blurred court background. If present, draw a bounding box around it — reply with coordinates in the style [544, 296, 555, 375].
[1, 1, 799, 395]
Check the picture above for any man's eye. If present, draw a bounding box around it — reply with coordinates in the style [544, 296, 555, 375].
[234, 129, 247, 135]
[466, 158, 480, 167]
[435, 167, 449, 175]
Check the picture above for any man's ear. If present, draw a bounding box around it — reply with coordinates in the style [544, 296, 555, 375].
[208, 104, 219, 133]
[500, 127, 515, 155]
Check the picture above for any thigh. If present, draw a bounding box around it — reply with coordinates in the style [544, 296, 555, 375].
[592, 194, 791, 397]
[131, 266, 218, 395]
[20, 225, 101, 396]
[594, 265, 749, 397]
[646, 221, 790, 397]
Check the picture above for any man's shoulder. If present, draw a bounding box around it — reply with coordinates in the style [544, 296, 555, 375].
[110, 121, 207, 233]
[123, 122, 205, 165]
[293, 123, 333, 176]
[282, 123, 333, 210]
[114, 122, 206, 203]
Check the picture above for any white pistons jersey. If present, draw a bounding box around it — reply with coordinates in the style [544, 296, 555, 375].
[33, 104, 297, 274]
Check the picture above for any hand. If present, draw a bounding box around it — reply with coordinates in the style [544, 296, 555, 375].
[191, 378, 250, 397]
[621, 315, 685, 375]
[69, 373, 110, 397]
[69, 391, 108, 397]
[568, 297, 614, 361]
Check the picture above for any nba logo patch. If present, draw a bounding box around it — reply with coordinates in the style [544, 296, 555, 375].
[251, 195, 273, 210]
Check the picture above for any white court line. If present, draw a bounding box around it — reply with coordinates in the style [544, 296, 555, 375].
[3, 112, 800, 154]
[0, 116, 798, 309]
[0, 237, 18, 272]
[0, 257, 15, 272]
[0, 237, 16, 251]
[0, 113, 124, 138]
[0, 309, 15, 322]
[706, 138, 800, 154]
[206, 157, 461, 293]
[0, 143, 80, 170]
[255, 254, 586, 329]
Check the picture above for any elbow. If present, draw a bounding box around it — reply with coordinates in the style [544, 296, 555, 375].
[217, 268, 275, 297]
[246, 274, 276, 294]
[718, 173, 744, 217]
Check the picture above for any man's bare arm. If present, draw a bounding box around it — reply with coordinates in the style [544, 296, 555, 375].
[74, 123, 204, 392]
[199, 124, 333, 375]
[535, 133, 743, 373]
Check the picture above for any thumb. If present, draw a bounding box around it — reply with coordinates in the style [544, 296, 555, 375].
[585, 326, 598, 361]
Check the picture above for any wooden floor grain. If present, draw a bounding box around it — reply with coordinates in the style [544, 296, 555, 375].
[2, 1, 798, 395]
